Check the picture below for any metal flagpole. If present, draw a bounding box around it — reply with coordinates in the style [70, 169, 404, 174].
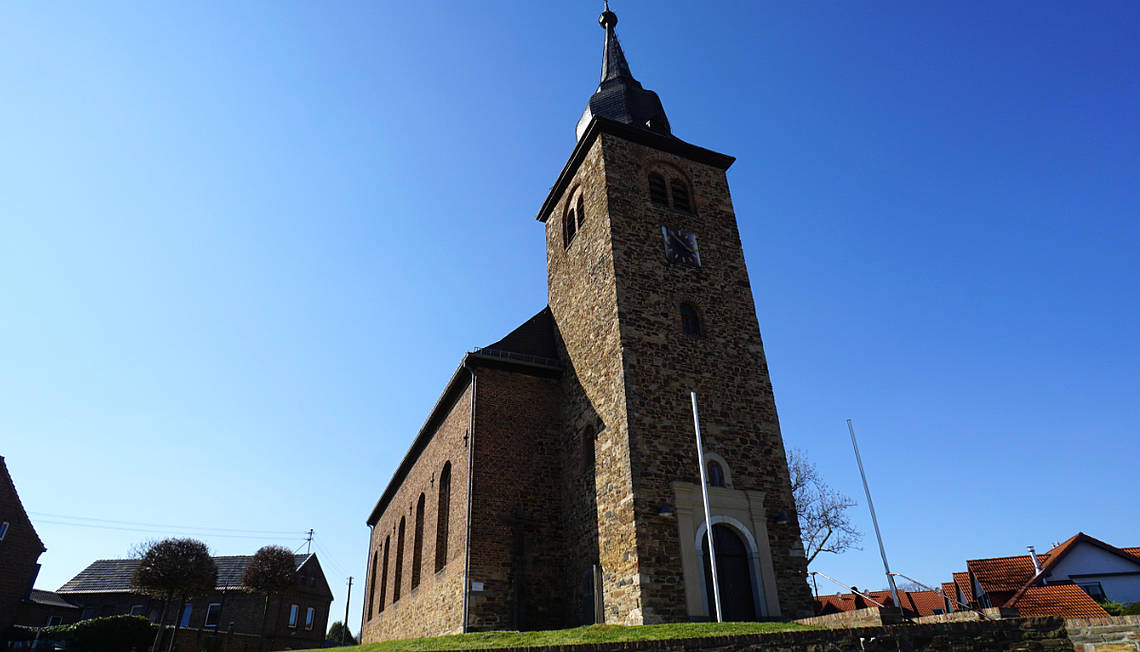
[691, 392, 723, 622]
[846, 419, 900, 608]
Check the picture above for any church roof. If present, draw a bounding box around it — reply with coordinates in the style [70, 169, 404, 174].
[471, 307, 559, 367]
[575, 4, 671, 141]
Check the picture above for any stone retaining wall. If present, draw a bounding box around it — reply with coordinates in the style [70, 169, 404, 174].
[1066, 615, 1140, 652]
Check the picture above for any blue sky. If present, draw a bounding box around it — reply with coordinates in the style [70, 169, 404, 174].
[2, 0, 1137, 629]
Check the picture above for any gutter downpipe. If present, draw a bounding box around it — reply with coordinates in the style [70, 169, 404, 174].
[461, 360, 477, 633]
[360, 524, 372, 641]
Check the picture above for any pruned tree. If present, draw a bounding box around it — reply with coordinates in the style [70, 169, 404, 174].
[242, 545, 299, 652]
[788, 448, 862, 566]
[326, 621, 358, 645]
[130, 538, 217, 652]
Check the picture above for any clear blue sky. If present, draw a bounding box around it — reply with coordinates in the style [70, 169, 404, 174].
[2, 0, 1137, 628]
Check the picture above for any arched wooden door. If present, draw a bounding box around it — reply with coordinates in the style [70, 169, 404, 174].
[701, 524, 757, 621]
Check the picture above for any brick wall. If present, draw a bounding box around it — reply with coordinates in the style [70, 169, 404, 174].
[0, 457, 46, 631]
[362, 378, 472, 642]
[467, 367, 565, 632]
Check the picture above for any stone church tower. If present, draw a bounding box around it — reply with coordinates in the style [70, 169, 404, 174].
[360, 7, 811, 644]
[538, 6, 812, 624]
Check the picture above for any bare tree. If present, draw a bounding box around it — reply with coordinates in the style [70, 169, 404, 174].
[131, 538, 217, 652]
[788, 448, 862, 566]
[243, 545, 298, 652]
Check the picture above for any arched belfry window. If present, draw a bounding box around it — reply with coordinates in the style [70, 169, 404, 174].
[671, 180, 691, 212]
[576, 195, 586, 230]
[563, 204, 578, 247]
[648, 173, 669, 205]
[436, 462, 451, 572]
[707, 460, 726, 487]
[411, 494, 425, 589]
[681, 303, 702, 337]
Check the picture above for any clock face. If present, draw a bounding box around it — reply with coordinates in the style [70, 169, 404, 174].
[662, 226, 700, 267]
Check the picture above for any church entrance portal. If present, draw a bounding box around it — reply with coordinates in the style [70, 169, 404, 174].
[701, 524, 757, 620]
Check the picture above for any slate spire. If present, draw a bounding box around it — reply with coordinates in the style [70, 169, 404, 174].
[576, 2, 671, 141]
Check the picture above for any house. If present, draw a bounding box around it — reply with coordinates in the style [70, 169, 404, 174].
[0, 456, 49, 630]
[360, 4, 814, 644]
[56, 553, 333, 650]
[814, 589, 949, 618]
[945, 532, 1140, 617]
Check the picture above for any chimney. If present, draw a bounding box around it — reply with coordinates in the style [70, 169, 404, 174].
[1028, 545, 1043, 575]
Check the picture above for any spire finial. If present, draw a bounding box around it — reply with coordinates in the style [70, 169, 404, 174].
[600, 1, 617, 29]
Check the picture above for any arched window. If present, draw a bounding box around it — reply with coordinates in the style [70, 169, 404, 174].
[576, 195, 586, 230]
[671, 180, 691, 212]
[393, 518, 405, 602]
[436, 462, 451, 572]
[367, 551, 378, 619]
[681, 303, 702, 337]
[648, 173, 669, 205]
[563, 204, 578, 247]
[707, 460, 725, 487]
[582, 424, 596, 470]
[378, 536, 389, 612]
[411, 494, 425, 589]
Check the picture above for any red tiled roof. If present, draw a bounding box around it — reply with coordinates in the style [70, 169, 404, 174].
[941, 582, 959, 606]
[1039, 533, 1140, 574]
[1122, 547, 1140, 561]
[1010, 584, 1110, 618]
[953, 572, 974, 601]
[967, 554, 1039, 593]
[906, 590, 949, 616]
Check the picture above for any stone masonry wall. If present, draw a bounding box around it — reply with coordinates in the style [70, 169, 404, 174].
[596, 132, 813, 621]
[546, 135, 645, 625]
[361, 379, 472, 643]
[466, 366, 565, 632]
[1065, 615, 1140, 652]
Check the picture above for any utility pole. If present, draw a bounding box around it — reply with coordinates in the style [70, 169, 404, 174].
[304, 529, 314, 554]
[343, 577, 353, 644]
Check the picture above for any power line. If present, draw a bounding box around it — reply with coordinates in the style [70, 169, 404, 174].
[29, 511, 303, 536]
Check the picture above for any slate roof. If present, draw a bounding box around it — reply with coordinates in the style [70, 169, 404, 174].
[576, 7, 671, 142]
[1010, 584, 1109, 618]
[475, 307, 559, 365]
[28, 589, 80, 609]
[58, 554, 315, 593]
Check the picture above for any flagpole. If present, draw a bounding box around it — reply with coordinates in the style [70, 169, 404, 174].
[847, 419, 900, 608]
[691, 392, 723, 622]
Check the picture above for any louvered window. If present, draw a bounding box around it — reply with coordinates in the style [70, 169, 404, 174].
[681, 303, 701, 337]
[671, 180, 691, 212]
[648, 173, 669, 205]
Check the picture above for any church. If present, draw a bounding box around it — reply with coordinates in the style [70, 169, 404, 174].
[360, 6, 813, 642]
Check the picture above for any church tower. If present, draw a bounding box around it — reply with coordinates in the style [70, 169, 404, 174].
[539, 6, 814, 623]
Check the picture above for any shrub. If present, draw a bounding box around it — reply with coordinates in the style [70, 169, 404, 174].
[1121, 602, 1140, 616]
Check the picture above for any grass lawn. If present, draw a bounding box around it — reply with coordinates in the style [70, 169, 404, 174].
[305, 621, 813, 651]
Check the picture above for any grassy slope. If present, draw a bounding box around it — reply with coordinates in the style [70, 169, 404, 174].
[309, 622, 812, 651]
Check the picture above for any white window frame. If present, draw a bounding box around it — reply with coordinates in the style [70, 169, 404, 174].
[46, 616, 63, 626]
[0, 521, 8, 540]
[129, 605, 145, 616]
[204, 603, 221, 628]
[287, 604, 298, 628]
[304, 607, 314, 630]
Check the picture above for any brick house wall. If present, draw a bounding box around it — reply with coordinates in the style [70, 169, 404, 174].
[0, 456, 47, 631]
